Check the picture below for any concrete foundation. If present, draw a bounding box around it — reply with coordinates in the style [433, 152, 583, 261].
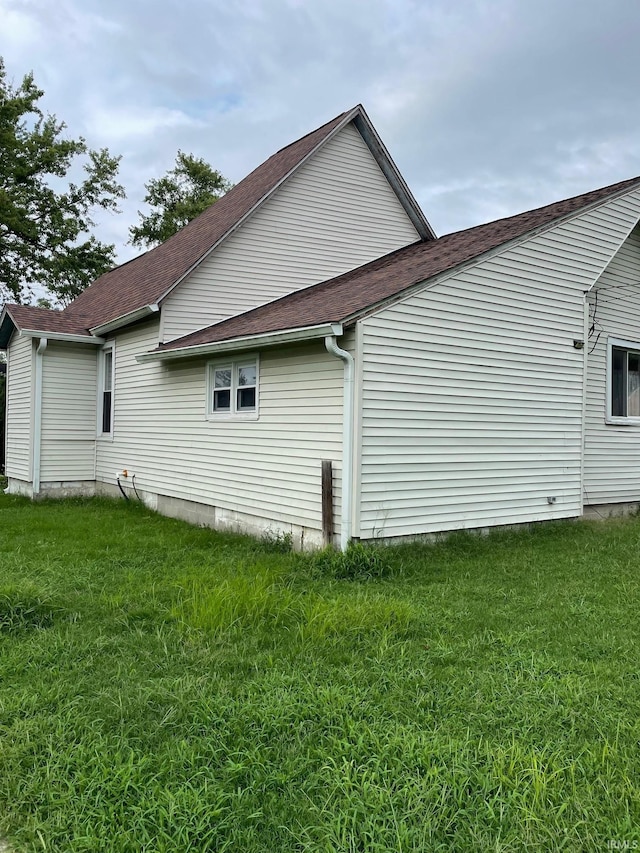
[582, 501, 640, 520]
[95, 482, 326, 550]
[6, 478, 96, 499]
[7, 476, 640, 549]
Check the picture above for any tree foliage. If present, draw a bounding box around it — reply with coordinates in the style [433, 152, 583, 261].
[129, 151, 232, 249]
[0, 58, 125, 305]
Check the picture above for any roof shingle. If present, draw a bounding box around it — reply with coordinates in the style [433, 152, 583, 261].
[156, 173, 640, 352]
[63, 108, 355, 330]
[1, 304, 91, 337]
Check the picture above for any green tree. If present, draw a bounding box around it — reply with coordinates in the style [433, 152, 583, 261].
[129, 151, 232, 249]
[0, 58, 125, 305]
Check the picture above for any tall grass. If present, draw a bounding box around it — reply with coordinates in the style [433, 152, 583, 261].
[1, 494, 640, 850]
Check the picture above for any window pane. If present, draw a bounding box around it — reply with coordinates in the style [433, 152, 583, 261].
[629, 353, 640, 416]
[214, 368, 231, 389]
[612, 348, 626, 416]
[238, 364, 256, 387]
[237, 387, 256, 410]
[103, 350, 113, 392]
[102, 391, 112, 433]
[214, 388, 231, 411]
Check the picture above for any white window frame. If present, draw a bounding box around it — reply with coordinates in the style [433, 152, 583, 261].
[206, 354, 259, 421]
[97, 343, 115, 437]
[606, 336, 640, 425]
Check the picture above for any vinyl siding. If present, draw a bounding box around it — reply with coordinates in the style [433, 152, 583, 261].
[357, 189, 640, 539]
[5, 334, 32, 481]
[584, 224, 640, 504]
[95, 320, 344, 537]
[161, 123, 420, 342]
[40, 343, 97, 482]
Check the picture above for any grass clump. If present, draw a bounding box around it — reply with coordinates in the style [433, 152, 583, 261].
[173, 569, 416, 647]
[2, 495, 640, 850]
[0, 584, 65, 633]
[258, 527, 293, 553]
[307, 540, 392, 579]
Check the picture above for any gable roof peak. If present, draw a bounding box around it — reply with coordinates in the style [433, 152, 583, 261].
[62, 102, 429, 333]
[271, 105, 359, 156]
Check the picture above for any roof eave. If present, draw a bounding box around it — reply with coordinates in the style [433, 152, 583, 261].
[90, 303, 160, 336]
[19, 329, 105, 345]
[137, 322, 344, 363]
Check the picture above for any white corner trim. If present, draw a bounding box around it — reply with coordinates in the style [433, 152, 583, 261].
[32, 337, 48, 495]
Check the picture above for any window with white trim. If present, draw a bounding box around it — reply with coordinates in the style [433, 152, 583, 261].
[207, 356, 258, 418]
[608, 338, 640, 421]
[99, 345, 114, 435]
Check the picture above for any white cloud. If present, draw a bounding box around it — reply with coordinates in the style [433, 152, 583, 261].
[85, 105, 205, 144]
[1, 0, 640, 258]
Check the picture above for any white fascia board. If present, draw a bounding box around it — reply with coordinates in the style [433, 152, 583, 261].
[89, 303, 159, 336]
[137, 323, 343, 363]
[352, 109, 436, 241]
[19, 329, 105, 345]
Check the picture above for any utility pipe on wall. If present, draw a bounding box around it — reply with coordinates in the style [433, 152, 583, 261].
[324, 334, 355, 551]
[32, 336, 47, 496]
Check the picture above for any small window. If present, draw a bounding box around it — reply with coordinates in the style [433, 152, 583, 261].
[208, 356, 258, 418]
[609, 339, 640, 421]
[237, 364, 256, 411]
[213, 367, 232, 412]
[99, 345, 114, 435]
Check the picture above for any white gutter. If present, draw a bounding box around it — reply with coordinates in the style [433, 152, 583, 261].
[136, 323, 344, 363]
[19, 330, 104, 345]
[324, 334, 355, 551]
[90, 304, 159, 337]
[32, 337, 47, 496]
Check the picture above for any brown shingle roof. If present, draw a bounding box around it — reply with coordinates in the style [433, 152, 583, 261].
[1, 304, 91, 337]
[157, 173, 640, 352]
[2, 103, 435, 344]
[63, 107, 357, 330]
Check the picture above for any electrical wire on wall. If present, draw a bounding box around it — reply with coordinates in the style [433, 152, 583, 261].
[586, 279, 640, 355]
[587, 290, 603, 355]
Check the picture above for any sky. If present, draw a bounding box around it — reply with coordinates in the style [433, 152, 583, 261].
[2, 0, 640, 268]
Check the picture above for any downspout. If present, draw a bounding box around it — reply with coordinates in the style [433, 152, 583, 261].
[324, 334, 355, 551]
[33, 337, 47, 496]
[580, 296, 589, 513]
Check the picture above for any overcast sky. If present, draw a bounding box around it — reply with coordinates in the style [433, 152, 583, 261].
[2, 0, 640, 266]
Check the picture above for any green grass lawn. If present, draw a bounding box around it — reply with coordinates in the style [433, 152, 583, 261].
[1, 494, 639, 852]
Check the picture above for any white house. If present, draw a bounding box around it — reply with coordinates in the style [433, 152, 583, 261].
[3, 104, 640, 548]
